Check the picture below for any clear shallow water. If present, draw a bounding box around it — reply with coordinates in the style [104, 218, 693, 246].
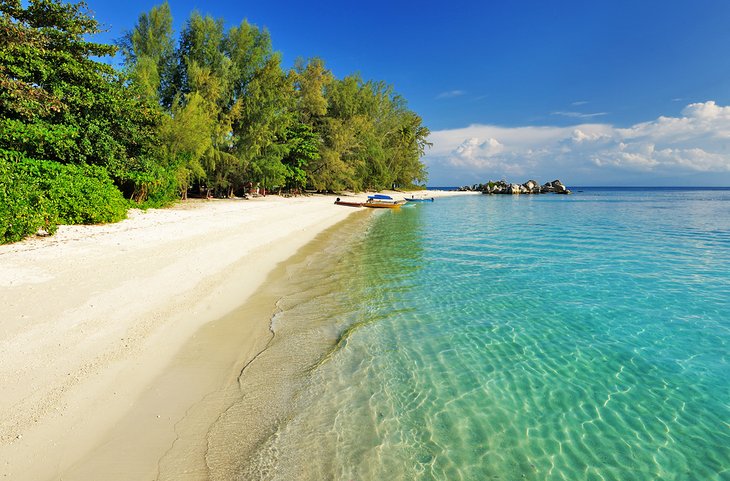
[218, 189, 730, 480]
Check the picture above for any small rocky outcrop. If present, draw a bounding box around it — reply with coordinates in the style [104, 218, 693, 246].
[459, 179, 571, 195]
[539, 179, 570, 194]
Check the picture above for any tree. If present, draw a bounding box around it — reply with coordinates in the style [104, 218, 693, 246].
[282, 122, 319, 191]
[292, 57, 332, 123]
[118, 1, 175, 104]
[158, 92, 213, 198]
[0, 0, 161, 198]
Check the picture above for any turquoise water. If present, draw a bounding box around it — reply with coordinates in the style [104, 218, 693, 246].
[218, 189, 730, 480]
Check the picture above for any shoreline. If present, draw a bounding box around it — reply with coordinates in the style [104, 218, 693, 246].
[0, 190, 473, 480]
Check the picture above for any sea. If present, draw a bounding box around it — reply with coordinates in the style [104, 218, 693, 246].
[206, 187, 730, 481]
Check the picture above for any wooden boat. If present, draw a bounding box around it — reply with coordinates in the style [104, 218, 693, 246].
[363, 194, 405, 209]
[364, 201, 401, 209]
[404, 196, 434, 202]
[363, 194, 404, 209]
[334, 197, 363, 207]
[363, 200, 401, 209]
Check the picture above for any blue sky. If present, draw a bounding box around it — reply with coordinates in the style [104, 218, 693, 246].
[89, 0, 730, 186]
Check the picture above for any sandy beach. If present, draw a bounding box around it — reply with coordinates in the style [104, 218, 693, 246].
[0, 190, 471, 481]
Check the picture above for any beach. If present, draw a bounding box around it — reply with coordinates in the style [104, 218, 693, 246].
[0, 190, 468, 481]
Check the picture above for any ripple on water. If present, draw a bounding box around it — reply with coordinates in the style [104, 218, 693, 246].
[217, 191, 730, 481]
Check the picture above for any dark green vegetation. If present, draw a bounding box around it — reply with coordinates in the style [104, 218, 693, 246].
[0, 0, 430, 243]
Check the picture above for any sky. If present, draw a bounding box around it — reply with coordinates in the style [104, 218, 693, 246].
[87, 0, 730, 186]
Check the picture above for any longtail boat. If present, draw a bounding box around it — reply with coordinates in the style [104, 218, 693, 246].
[404, 196, 434, 202]
[363, 200, 401, 209]
[334, 197, 363, 207]
[363, 194, 404, 209]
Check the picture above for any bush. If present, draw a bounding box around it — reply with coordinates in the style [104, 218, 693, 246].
[0, 152, 51, 243]
[45, 163, 128, 225]
[0, 149, 128, 244]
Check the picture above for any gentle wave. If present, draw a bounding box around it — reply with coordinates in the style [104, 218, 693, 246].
[217, 190, 730, 481]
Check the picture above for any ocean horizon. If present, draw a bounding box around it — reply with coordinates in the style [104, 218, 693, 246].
[210, 188, 729, 480]
[429, 185, 730, 191]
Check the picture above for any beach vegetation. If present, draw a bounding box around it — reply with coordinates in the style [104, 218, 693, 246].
[0, 0, 431, 243]
[0, 149, 127, 243]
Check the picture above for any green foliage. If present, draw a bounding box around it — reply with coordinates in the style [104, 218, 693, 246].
[283, 123, 319, 189]
[293, 57, 332, 122]
[0, 149, 127, 244]
[0, 0, 164, 203]
[126, 4, 430, 195]
[118, 2, 176, 105]
[303, 74, 430, 191]
[0, 150, 51, 243]
[1, 0, 432, 245]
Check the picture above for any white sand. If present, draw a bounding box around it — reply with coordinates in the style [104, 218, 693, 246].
[0, 190, 474, 480]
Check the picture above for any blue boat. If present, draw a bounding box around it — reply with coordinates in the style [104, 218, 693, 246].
[365, 194, 405, 209]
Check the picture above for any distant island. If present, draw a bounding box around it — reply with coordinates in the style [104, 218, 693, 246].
[459, 179, 571, 195]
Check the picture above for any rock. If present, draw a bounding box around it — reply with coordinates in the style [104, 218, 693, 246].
[476, 179, 570, 195]
[522, 179, 540, 194]
[549, 179, 568, 194]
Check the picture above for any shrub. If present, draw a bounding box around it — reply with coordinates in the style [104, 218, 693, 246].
[0, 149, 128, 244]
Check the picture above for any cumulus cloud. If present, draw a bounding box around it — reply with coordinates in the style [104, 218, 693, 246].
[451, 137, 503, 166]
[424, 101, 730, 185]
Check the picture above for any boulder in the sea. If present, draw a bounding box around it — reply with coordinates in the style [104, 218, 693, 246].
[522, 180, 540, 194]
[540, 182, 555, 193]
[549, 179, 570, 194]
[479, 178, 570, 194]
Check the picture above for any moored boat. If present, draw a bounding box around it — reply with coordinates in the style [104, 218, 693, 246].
[334, 197, 363, 207]
[363, 194, 404, 209]
[363, 200, 402, 209]
[404, 196, 434, 202]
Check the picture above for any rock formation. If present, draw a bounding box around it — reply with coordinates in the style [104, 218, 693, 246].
[459, 179, 571, 195]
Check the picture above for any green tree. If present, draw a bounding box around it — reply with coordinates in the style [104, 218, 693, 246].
[313, 75, 430, 191]
[157, 92, 213, 198]
[0, 0, 162, 200]
[282, 122, 319, 191]
[235, 54, 294, 190]
[292, 57, 332, 123]
[118, 1, 175, 104]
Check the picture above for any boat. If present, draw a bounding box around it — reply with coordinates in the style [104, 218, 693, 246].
[364, 200, 401, 209]
[404, 196, 434, 202]
[369, 194, 396, 201]
[363, 194, 404, 209]
[334, 197, 363, 207]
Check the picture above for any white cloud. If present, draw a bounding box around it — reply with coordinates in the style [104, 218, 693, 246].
[453, 137, 503, 163]
[552, 111, 608, 119]
[436, 90, 465, 99]
[424, 101, 730, 185]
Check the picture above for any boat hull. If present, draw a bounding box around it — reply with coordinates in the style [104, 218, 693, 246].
[363, 201, 402, 209]
[335, 201, 363, 207]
